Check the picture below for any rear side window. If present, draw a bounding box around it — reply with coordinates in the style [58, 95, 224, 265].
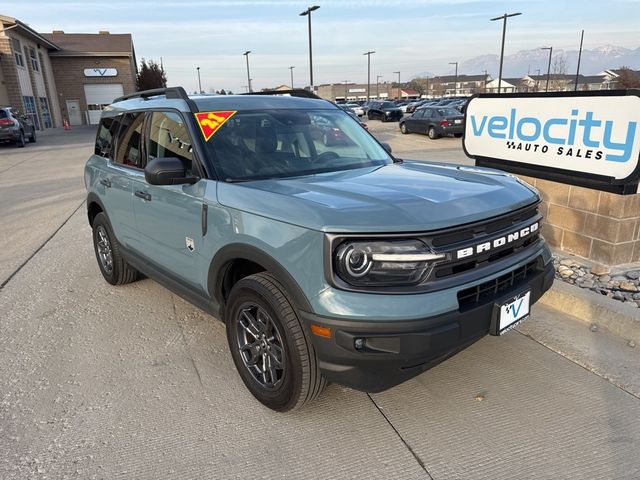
[95, 116, 120, 158]
[114, 113, 145, 169]
[0, 110, 7, 119]
[148, 111, 194, 174]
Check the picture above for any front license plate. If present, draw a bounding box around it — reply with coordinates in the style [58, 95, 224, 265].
[490, 291, 530, 336]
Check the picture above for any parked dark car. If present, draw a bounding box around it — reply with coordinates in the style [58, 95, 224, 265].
[0, 107, 36, 147]
[399, 106, 464, 139]
[366, 101, 403, 122]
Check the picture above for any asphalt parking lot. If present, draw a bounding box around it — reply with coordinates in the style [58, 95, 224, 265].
[1, 125, 640, 479]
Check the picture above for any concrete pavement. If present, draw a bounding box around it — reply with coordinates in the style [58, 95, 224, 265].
[1, 123, 639, 480]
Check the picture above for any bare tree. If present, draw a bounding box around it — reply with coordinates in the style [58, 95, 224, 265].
[549, 54, 569, 91]
[616, 66, 640, 89]
[407, 77, 430, 96]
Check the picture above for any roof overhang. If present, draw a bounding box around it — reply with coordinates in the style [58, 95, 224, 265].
[0, 15, 60, 50]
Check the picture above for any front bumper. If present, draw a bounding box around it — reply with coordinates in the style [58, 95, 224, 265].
[301, 257, 554, 393]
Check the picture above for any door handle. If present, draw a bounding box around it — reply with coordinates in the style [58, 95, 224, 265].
[134, 190, 151, 201]
[99, 178, 111, 188]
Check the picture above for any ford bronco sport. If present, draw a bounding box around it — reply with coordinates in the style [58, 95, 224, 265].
[85, 87, 554, 411]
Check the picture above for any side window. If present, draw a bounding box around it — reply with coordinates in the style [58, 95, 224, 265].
[413, 110, 424, 119]
[12, 38, 25, 67]
[148, 111, 194, 174]
[95, 116, 124, 158]
[29, 47, 39, 72]
[114, 113, 145, 169]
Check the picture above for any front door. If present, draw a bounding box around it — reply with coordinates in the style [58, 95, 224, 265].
[131, 111, 206, 292]
[66, 100, 82, 125]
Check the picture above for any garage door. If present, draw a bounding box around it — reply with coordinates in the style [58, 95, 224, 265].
[84, 84, 124, 125]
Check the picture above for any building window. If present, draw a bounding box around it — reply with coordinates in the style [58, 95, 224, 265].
[12, 38, 25, 67]
[29, 47, 39, 72]
[22, 96, 40, 130]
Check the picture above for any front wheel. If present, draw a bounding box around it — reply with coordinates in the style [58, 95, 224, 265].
[225, 272, 327, 412]
[367, 112, 373, 120]
[400, 123, 408, 134]
[92, 212, 138, 285]
[29, 129, 37, 143]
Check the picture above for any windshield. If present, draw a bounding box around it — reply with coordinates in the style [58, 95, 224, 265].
[206, 109, 392, 182]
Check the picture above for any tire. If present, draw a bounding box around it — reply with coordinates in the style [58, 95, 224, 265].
[29, 129, 36, 143]
[15, 131, 25, 148]
[400, 123, 408, 134]
[428, 127, 439, 140]
[367, 112, 373, 120]
[454, 133, 463, 138]
[225, 272, 327, 412]
[92, 212, 138, 285]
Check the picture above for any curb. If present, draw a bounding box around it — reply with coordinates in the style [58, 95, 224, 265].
[539, 280, 640, 344]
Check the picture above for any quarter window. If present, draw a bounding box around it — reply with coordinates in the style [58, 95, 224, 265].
[148, 111, 194, 174]
[12, 38, 24, 67]
[114, 113, 145, 169]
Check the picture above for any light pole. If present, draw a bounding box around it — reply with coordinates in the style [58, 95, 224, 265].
[243, 51, 252, 92]
[490, 12, 522, 94]
[393, 70, 401, 99]
[363, 51, 375, 100]
[449, 62, 458, 96]
[483, 69, 488, 92]
[289, 66, 295, 89]
[343, 79, 350, 101]
[541, 46, 553, 92]
[376, 75, 383, 98]
[196, 67, 202, 94]
[300, 5, 320, 91]
[575, 30, 584, 91]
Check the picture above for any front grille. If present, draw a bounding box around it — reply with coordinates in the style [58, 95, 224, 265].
[457, 259, 539, 310]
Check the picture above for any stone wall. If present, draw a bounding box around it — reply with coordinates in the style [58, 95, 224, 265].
[518, 175, 640, 266]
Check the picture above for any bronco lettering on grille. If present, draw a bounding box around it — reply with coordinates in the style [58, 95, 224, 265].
[455, 222, 539, 260]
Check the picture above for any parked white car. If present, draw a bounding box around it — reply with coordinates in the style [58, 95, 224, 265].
[344, 103, 364, 116]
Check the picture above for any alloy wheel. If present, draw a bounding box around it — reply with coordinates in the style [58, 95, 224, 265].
[96, 225, 114, 274]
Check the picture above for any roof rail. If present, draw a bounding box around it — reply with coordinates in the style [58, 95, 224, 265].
[113, 87, 199, 111]
[242, 89, 322, 100]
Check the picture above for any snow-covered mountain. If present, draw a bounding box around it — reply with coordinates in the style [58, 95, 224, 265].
[418, 45, 640, 78]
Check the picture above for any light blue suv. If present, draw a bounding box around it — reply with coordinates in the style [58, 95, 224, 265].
[85, 87, 554, 411]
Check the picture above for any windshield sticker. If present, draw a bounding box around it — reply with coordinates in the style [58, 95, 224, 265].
[195, 111, 237, 141]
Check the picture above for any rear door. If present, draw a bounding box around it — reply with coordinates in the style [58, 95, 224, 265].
[130, 110, 208, 291]
[405, 109, 425, 132]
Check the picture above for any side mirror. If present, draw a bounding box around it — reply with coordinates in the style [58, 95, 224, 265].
[144, 157, 198, 185]
[381, 142, 392, 154]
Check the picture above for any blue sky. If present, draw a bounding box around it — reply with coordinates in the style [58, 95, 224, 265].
[4, 0, 640, 93]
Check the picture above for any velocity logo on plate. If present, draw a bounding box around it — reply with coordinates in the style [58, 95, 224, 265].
[463, 95, 640, 181]
[195, 111, 236, 141]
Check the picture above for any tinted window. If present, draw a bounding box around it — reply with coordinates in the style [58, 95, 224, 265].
[437, 108, 461, 117]
[114, 113, 145, 169]
[381, 102, 395, 108]
[413, 110, 425, 118]
[0, 109, 7, 119]
[148, 111, 194, 174]
[95, 116, 118, 158]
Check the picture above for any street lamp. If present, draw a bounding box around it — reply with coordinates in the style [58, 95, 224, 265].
[541, 46, 553, 92]
[243, 51, 252, 93]
[363, 51, 375, 100]
[343, 79, 350, 101]
[393, 71, 401, 99]
[490, 12, 522, 94]
[376, 75, 383, 98]
[300, 5, 320, 91]
[196, 66, 202, 94]
[289, 66, 295, 89]
[449, 62, 458, 96]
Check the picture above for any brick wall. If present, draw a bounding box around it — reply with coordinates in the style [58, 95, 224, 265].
[518, 175, 640, 266]
[48, 55, 136, 125]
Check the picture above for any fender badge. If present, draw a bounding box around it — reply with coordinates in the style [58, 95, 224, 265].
[186, 237, 195, 252]
[195, 111, 236, 141]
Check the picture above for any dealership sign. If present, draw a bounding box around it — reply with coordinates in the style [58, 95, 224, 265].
[84, 68, 118, 77]
[463, 91, 640, 194]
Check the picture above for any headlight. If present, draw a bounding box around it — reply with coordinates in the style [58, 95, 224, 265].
[334, 240, 446, 287]
[385, 111, 392, 115]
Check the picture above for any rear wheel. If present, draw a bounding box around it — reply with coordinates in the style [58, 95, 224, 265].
[29, 129, 36, 143]
[225, 272, 327, 412]
[92, 212, 138, 285]
[428, 126, 439, 140]
[15, 131, 25, 148]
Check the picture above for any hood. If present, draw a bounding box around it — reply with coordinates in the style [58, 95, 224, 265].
[216, 161, 539, 233]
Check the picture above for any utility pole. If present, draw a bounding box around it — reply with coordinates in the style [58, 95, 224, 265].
[300, 6, 320, 91]
[490, 12, 522, 94]
[483, 69, 488, 92]
[376, 75, 383, 98]
[289, 66, 295, 89]
[196, 66, 202, 94]
[541, 46, 553, 92]
[363, 51, 375, 100]
[575, 30, 584, 91]
[393, 71, 401, 99]
[343, 80, 350, 101]
[243, 51, 252, 92]
[449, 62, 458, 96]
